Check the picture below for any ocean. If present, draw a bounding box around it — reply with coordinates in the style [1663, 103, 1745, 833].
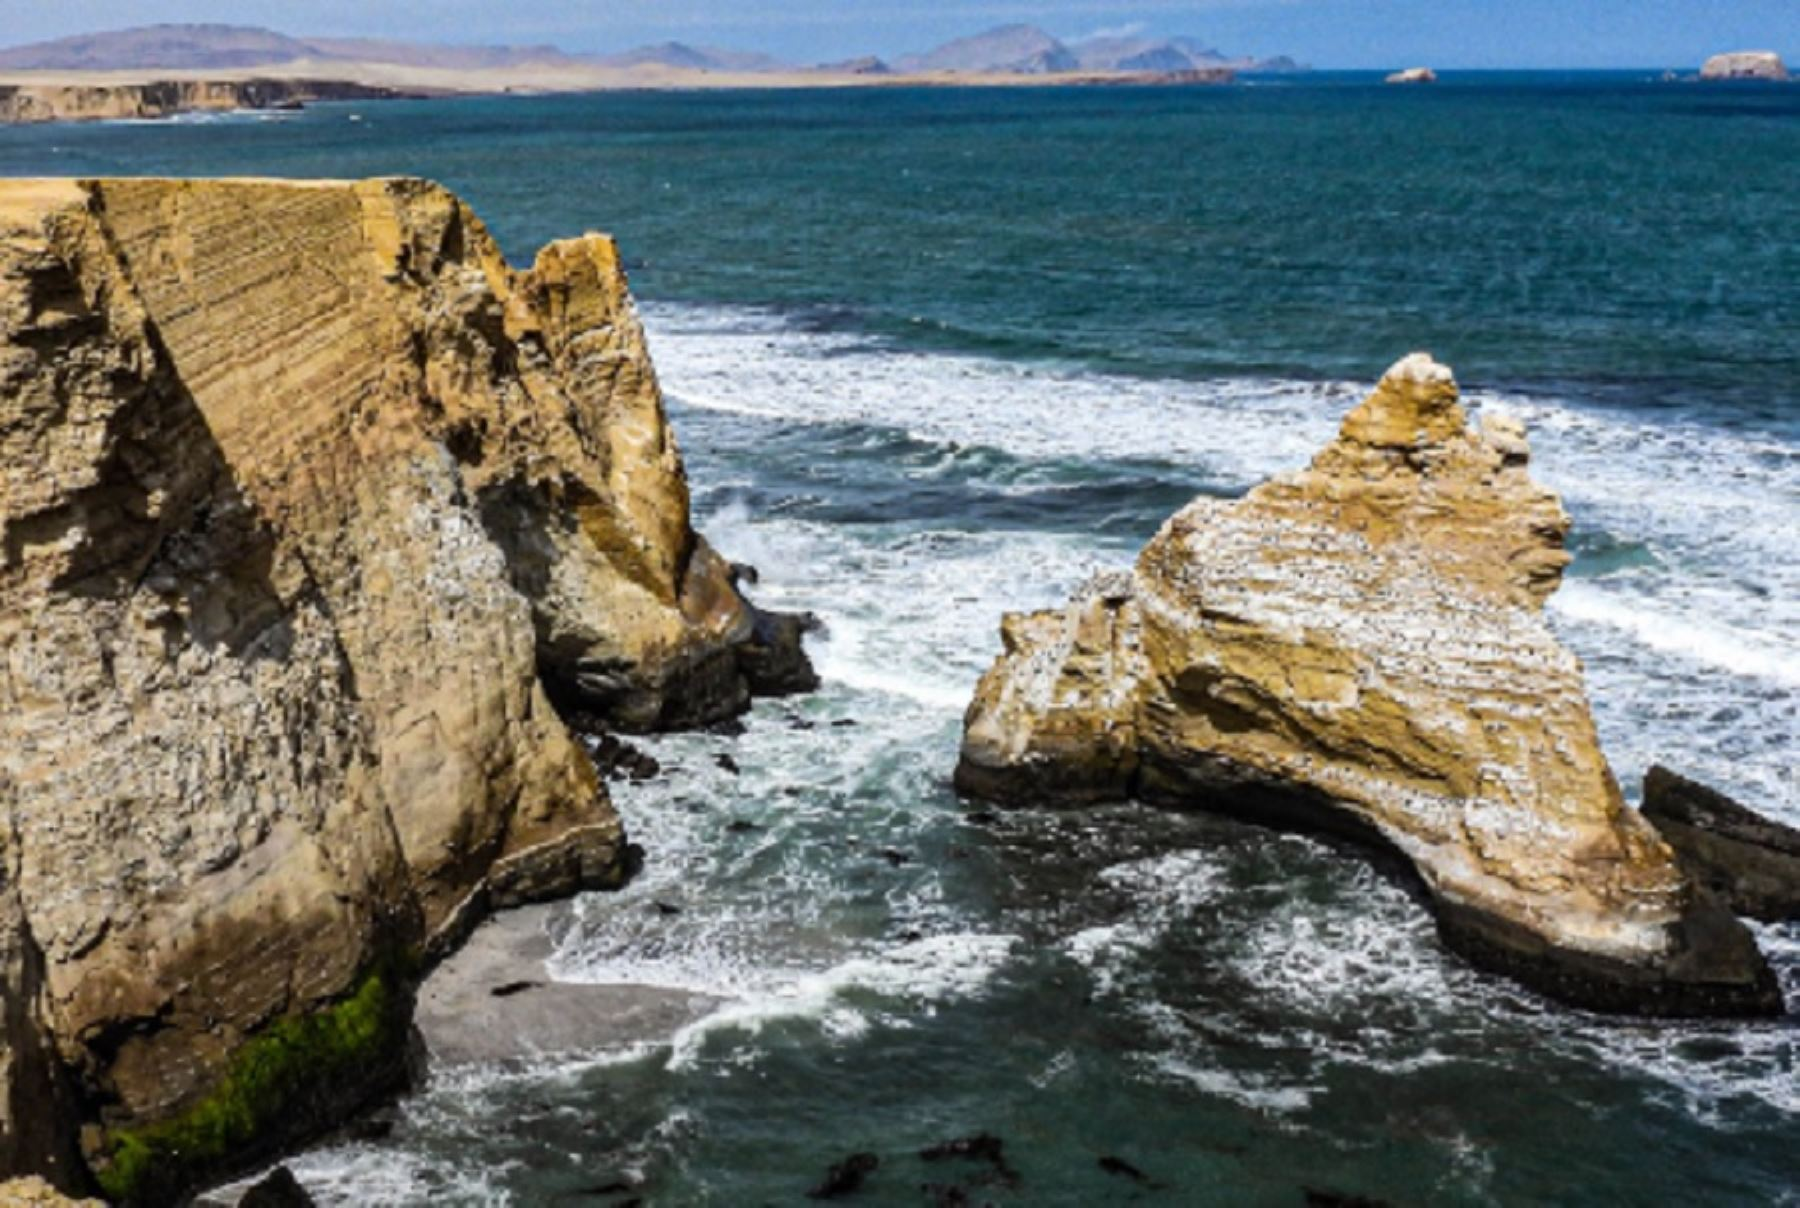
[3, 74, 1795, 1205]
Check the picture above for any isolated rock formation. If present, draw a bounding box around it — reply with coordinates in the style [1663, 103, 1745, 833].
[958, 354, 1780, 1017]
[0, 176, 809, 1201]
[1642, 767, 1800, 922]
[0, 79, 406, 124]
[1385, 67, 1438, 84]
[1699, 51, 1789, 81]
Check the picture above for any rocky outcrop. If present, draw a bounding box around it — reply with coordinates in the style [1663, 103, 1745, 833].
[0, 1176, 103, 1206]
[0, 177, 810, 1201]
[1385, 67, 1438, 84]
[958, 354, 1780, 1018]
[1699, 51, 1789, 81]
[1642, 767, 1800, 922]
[0, 79, 408, 124]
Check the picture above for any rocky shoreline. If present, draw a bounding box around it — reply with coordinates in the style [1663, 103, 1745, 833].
[0, 180, 1791, 1204]
[0, 79, 414, 123]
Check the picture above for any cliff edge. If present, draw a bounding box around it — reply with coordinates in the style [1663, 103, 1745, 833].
[0, 177, 810, 1201]
[957, 355, 1780, 1018]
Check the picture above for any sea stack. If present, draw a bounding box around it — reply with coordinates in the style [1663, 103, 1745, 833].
[1385, 67, 1438, 84]
[1699, 51, 1789, 81]
[0, 177, 811, 1201]
[956, 354, 1781, 1018]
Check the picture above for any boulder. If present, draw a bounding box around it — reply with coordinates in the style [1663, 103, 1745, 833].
[958, 354, 1781, 1017]
[1641, 767, 1800, 922]
[0, 178, 809, 1201]
[1699, 51, 1789, 81]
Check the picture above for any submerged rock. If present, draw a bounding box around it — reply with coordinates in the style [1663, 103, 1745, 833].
[1699, 51, 1789, 81]
[238, 1166, 318, 1208]
[0, 178, 810, 1199]
[957, 354, 1780, 1017]
[807, 1152, 880, 1199]
[1641, 767, 1800, 922]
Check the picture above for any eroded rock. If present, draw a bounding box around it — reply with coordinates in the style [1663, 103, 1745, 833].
[957, 354, 1780, 1017]
[0, 177, 809, 1200]
[1699, 51, 1789, 81]
[1642, 767, 1800, 922]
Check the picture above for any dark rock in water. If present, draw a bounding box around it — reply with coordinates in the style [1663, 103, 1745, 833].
[878, 848, 913, 867]
[726, 819, 764, 834]
[491, 980, 542, 998]
[788, 715, 818, 731]
[921, 1133, 1006, 1165]
[1642, 766, 1800, 922]
[739, 605, 824, 697]
[1304, 1189, 1391, 1208]
[920, 1132, 1019, 1188]
[831, 718, 859, 728]
[650, 900, 683, 917]
[716, 753, 741, 776]
[964, 810, 1001, 827]
[240, 1166, 318, 1208]
[341, 1114, 396, 1143]
[705, 717, 749, 737]
[807, 1152, 880, 1199]
[1097, 1155, 1151, 1184]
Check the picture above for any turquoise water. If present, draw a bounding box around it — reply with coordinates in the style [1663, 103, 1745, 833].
[4, 77, 1796, 1206]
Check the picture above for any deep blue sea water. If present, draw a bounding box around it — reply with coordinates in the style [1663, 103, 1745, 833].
[4, 75, 1796, 1206]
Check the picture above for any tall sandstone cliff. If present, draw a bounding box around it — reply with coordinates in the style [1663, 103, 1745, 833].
[0, 177, 811, 1201]
[958, 355, 1780, 1017]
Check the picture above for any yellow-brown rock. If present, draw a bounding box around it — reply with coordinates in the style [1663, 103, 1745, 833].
[0, 177, 810, 1202]
[0, 80, 404, 124]
[958, 354, 1780, 1017]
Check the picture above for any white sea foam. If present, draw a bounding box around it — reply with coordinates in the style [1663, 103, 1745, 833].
[664, 932, 1019, 1071]
[648, 301, 1798, 821]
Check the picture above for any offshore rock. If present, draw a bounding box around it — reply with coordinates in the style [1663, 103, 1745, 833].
[0, 177, 808, 1201]
[1698, 51, 1789, 81]
[1642, 767, 1800, 922]
[958, 354, 1780, 1017]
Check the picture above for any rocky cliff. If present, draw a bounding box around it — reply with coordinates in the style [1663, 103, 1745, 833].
[1699, 51, 1789, 81]
[957, 354, 1780, 1017]
[0, 177, 810, 1201]
[0, 79, 407, 124]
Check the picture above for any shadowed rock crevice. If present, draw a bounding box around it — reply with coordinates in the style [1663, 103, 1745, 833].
[957, 354, 1781, 1018]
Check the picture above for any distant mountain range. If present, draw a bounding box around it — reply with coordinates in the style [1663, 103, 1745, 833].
[896, 24, 1304, 75]
[0, 22, 1306, 77]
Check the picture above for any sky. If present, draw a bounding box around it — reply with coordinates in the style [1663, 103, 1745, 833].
[1, 0, 1795, 69]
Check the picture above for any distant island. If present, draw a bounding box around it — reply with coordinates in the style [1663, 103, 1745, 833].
[0, 22, 1307, 123]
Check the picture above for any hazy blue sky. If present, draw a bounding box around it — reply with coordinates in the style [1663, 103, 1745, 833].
[6, 1, 1797, 69]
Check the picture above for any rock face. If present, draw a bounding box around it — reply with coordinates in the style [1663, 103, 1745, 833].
[1385, 67, 1438, 84]
[1699, 51, 1789, 81]
[957, 355, 1780, 1017]
[0, 79, 407, 124]
[0, 177, 810, 1201]
[1642, 767, 1800, 922]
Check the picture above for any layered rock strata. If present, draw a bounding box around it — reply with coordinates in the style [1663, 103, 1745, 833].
[957, 354, 1780, 1017]
[0, 177, 810, 1201]
[0, 80, 409, 124]
[1642, 767, 1800, 922]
